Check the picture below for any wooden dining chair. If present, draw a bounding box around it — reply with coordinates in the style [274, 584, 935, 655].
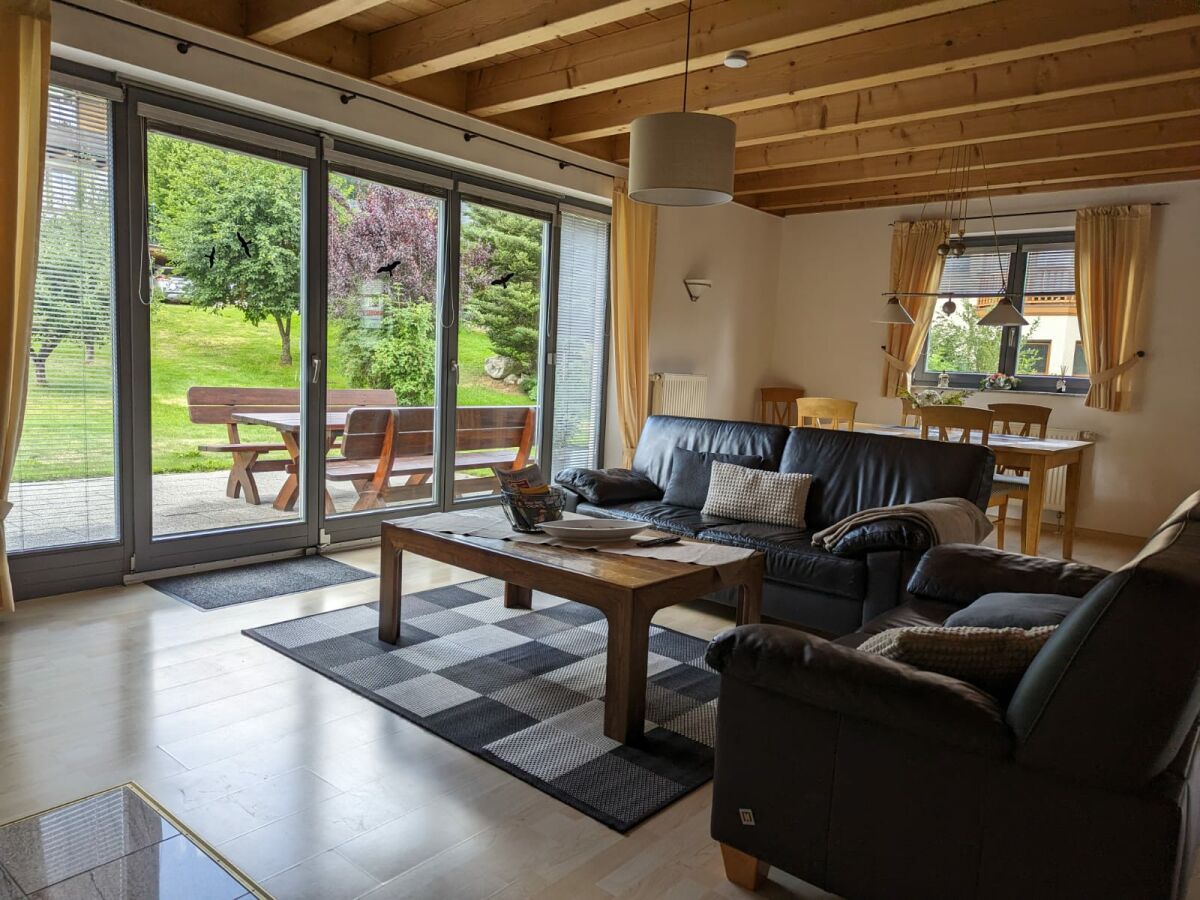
[918, 405, 1015, 550]
[759, 387, 806, 426]
[795, 397, 857, 431]
[986, 402, 1054, 534]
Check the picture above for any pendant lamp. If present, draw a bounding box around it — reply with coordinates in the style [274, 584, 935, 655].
[628, 1, 736, 206]
[872, 296, 915, 326]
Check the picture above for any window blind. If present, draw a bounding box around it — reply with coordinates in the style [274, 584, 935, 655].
[550, 211, 609, 476]
[5, 86, 118, 553]
[1024, 247, 1076, 295]
[936, 246, 1013, 297]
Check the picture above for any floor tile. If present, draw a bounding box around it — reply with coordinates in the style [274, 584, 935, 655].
[261, 850, 380, 900]
[0, 866, 24, 900]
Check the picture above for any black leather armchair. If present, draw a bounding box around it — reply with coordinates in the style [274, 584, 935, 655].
[707, 491, 1200, 900]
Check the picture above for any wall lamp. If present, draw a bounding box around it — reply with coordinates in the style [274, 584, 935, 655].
[684, 278, 712, 302]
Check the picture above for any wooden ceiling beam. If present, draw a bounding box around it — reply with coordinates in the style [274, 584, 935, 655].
[734, 79, 1200, 173]
[274, 22, 371, 78]
[753, 147, 1200, 210]
[735, 117, 1200, 194]
[247, 0, 392, 45]
[369, 0, 681, 84]
[773, 170, 1200, 215]
[464, 0, 994, 117]
[547, 0, 1200, 143]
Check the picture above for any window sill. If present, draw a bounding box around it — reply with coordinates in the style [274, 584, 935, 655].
[912, 383, 1086, 398]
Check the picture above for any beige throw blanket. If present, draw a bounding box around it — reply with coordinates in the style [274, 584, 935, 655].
[811, 497, 993, 552]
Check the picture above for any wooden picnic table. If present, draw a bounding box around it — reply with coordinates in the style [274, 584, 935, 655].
[231, 411, 346, 513]
[854, 423, 1093, 558]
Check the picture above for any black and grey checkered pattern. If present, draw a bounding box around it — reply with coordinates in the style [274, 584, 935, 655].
[244, 578, 717, 832]
[702, 460, 813, 528]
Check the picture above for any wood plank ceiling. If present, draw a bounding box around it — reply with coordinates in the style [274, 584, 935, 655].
[134, 0, 1200, 214]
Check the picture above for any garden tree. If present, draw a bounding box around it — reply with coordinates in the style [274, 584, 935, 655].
[326, 175, 490, 404]
[927, 303, 1042, 375]
[30, 188, 112, 387]
[459, 204, 543, 390]
[146, 133, 302, 365]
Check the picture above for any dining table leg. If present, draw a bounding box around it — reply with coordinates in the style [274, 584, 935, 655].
[1021, 455, 1048, 556]
[1061, 457, 1083, 560]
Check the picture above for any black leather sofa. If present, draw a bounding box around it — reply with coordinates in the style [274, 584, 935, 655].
[707, 491, 1200, 900]
[556, 415, 996, 635]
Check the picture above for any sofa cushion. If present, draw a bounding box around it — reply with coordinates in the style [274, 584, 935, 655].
[555, 467, 662, 505]
[574, 500, 736, 537]
[778, 427, 995, 530]
[662, 448, 764, 509]
[703, 462, 813, 527]
[699, 522, 866, 600]
[860, 625, 1058, 700]
[631, 415, 789, 489]
[945, 592, 1083, 629]
[835, 598, 960, 647]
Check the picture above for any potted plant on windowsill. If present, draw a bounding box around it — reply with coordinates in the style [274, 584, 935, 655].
[981, 373, 1020, 391]
[899, 387, 974, 407]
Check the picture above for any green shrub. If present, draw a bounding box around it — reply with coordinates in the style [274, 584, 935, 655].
[335, 301, 435, 405]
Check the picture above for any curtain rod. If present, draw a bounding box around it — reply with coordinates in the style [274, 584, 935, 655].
[890, 201, 1168, 226]
[55, 0, 616, 181]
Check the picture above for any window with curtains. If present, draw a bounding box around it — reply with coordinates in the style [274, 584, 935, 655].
[550, 210, 610, 476]
[915, 233, 1087, 394]
[3, 85, 119, 553]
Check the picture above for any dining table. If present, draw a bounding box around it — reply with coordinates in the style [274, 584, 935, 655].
[853, 423, 1093, 558]
[231, 410, 348, 513]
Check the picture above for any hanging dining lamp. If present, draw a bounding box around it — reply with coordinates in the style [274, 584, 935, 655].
[628, 0, 736, 206]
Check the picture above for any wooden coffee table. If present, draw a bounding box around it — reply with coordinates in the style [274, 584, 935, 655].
[378, 520, 764, 744]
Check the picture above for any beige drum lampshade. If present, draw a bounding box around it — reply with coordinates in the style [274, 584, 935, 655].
[628, 112, 736, 206]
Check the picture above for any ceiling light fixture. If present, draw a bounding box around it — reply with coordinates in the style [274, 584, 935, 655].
[723, 49, 750, 69]
[628, 0, 736, 206]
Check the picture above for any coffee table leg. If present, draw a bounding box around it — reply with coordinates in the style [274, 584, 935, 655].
[736, 558, 764, 625]
[603, 604, 651, 744]
[504, 583, 532, 609]
[379, 541, 403, 644]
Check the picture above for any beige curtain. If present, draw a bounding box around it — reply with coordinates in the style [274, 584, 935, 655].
[880, 219, 950, 397]
[610, 178, 657, 467]
[1076, 204, 1151, 411]
[0, 0, 51, 613]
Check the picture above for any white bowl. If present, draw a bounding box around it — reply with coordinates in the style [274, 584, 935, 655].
[539, 519, 646, 543]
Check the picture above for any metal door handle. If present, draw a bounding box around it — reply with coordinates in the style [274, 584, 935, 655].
[311, 356, 322, 383]
[450, 359, 459, 384]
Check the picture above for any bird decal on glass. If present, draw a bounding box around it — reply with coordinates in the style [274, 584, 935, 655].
[490, 272, 515, 288]
[236, 231, 253, 258]
[206, 246, 216, 268]
[376, 260, 402, 276]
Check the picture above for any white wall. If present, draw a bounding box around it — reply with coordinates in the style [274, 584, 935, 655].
[603, 201, 783, 466]
[769, 179, 1200, 538]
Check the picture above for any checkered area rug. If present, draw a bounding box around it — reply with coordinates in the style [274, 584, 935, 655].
[243, 578, 718, 832]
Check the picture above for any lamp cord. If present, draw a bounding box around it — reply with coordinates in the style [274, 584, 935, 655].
[681, 0, 694, 113]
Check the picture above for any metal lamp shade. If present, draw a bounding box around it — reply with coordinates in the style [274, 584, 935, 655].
[873, 296, 916, 325]
[628, 112, 736, 206]
[978, 297, 1029, 327]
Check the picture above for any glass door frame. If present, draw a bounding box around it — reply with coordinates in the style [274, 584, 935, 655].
[317, 141, 454, 544]
[442, 184, 560, 510]
[125, 87, 324, 573]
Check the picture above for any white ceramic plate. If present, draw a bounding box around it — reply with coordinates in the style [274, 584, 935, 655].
[539, 519, 646, 543]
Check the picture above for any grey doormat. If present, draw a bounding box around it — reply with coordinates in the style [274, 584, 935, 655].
[148, 555, 373, 610]
[243, 578, 718, 832]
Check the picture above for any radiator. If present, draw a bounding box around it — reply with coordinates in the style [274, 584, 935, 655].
[1041, 427, 1083, 513]
[650, 373, 708, 418]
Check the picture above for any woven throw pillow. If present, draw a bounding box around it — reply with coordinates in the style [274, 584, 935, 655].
[859, 625, 1057, 699]
[702, 461, 813, 528]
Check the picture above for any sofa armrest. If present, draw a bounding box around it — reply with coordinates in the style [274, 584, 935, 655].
[907, 544, 1110, 607]
[554, 467, 662, 506]
[706, 624, 1012, 757]
[824, 518, 933, 557]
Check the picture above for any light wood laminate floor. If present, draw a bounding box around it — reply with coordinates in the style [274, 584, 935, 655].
[0, 526, 1177, 900]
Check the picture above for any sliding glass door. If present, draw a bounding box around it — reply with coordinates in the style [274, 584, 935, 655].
[129, 93, 321, 571]
[449, 195, 551, 504]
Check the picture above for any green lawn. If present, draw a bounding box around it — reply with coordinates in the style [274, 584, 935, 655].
[15, 303, 532, 481]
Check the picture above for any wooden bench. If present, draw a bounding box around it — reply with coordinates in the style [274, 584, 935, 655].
[326, 405, 536, 511]
[186, 386, 396, 505]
